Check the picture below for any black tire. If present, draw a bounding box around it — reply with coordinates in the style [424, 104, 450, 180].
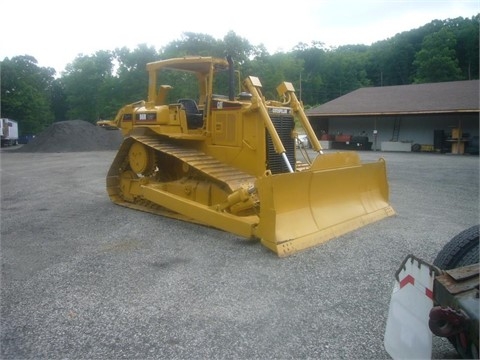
[433, 225, 479, 270]
[411, 143, 421, 152]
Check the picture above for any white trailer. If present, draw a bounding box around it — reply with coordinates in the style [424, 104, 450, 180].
[1, 118, 19, 147]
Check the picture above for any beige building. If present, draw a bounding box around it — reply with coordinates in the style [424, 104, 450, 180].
[306, 80, 479, 154]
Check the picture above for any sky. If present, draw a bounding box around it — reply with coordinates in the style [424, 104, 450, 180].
[1, 0, 479, 74]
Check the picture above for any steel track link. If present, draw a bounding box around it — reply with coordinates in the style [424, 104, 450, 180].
[106, 135, 257, 221]
[132, 135, 256, 191]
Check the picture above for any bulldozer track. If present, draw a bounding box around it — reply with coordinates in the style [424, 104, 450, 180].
[131, 135, 256, 191]
[107, 134, 257, 219]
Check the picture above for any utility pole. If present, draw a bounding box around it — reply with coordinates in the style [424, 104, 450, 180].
[299, 72, 302, 102]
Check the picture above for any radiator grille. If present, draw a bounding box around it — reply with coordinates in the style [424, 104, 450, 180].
[266, 114, 296, 174]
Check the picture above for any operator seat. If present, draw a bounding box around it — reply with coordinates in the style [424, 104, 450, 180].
[178, 99, 203, 128]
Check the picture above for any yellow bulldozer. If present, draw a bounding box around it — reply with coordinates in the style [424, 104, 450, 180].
[101, 56, 395, 256]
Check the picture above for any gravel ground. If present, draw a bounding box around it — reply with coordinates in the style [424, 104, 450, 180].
[0, 148, 478, 359]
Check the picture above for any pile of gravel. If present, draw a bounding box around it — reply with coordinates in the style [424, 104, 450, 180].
[17, 120, 123, 152]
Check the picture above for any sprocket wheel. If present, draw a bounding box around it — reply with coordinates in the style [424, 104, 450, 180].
[128, 141, 156, 176]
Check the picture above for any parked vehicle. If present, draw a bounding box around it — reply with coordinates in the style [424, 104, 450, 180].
[1, 118, 19, 147]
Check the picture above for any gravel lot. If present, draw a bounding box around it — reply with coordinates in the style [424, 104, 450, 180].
[1, 148, 478, 359]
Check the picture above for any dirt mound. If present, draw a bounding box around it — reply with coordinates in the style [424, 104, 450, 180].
[17, 120, 123, 152]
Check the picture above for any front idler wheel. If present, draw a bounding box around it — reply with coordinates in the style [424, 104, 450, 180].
[128, 141, 156, 176]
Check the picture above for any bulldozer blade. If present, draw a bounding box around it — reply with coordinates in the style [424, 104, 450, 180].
[255, 152, 395, 256]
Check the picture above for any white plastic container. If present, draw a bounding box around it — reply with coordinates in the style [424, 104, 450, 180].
[384, 255, 436, 359]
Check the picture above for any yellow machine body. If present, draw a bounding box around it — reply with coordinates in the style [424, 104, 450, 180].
[103, 56, 395, 256]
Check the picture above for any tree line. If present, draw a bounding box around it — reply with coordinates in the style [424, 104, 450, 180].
[1, 15, 478, 136]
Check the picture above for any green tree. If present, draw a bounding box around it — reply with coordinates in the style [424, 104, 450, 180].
[320, 46, 371, 100]
[62, 51, 114, 122]
[413, 27, 463, 83]
[161, 32, 222, 59]
[292, 43, 328, 105]
[0, 55, 55, 134]
[448, 15, 479, 79]
[109, 44, 159, 117]
[244, 52, 304, 99]
[3, 16, 478, 127]
[50, 78, 68, 121]
[223, 31, 259, 64]
[383, 34, 417, 85]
